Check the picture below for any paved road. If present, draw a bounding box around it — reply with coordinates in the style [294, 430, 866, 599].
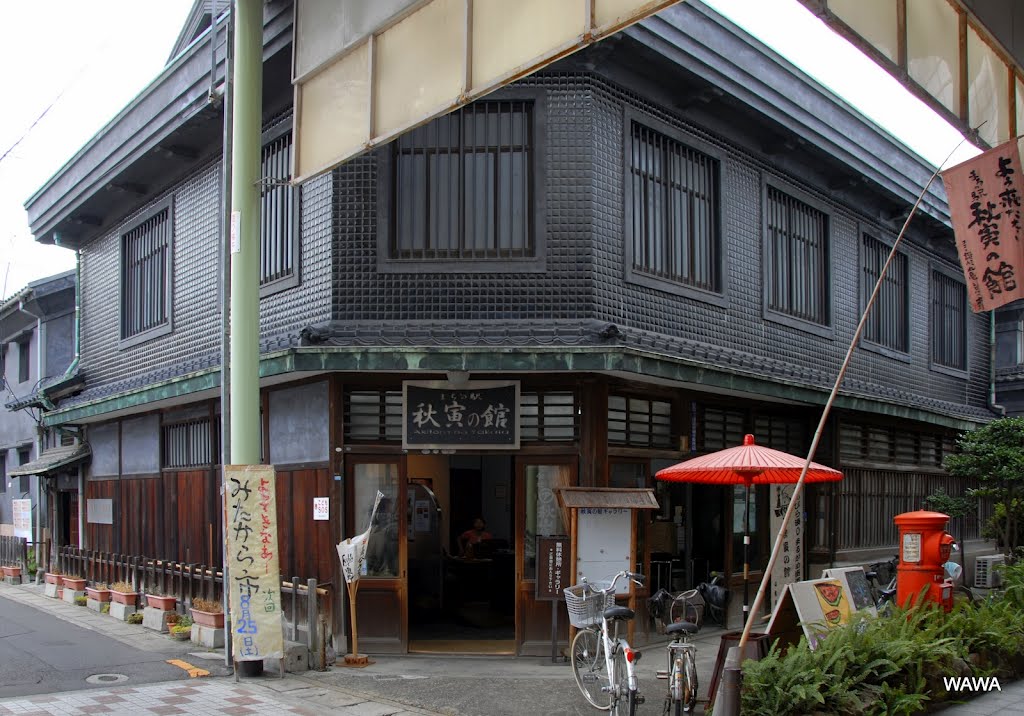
[0, 593, 190, 699]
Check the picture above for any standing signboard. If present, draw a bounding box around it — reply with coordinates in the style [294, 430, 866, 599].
[224, 465, 284, 663]
[769, 484, 803, 609]
[536, 536, 569, 662]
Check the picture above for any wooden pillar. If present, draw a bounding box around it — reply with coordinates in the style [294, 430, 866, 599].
[579, 377, 608, 488]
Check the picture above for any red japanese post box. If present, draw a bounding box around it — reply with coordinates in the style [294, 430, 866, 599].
[893, 510, 954, 612]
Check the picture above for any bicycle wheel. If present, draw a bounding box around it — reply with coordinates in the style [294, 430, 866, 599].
[953, 584, 978, 607]
[571, 628, 612, 710]
[610, 648, 630, 716]
[681, 650, 698, 713]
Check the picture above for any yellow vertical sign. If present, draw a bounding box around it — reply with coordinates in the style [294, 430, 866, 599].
[224, 464, 284, 660]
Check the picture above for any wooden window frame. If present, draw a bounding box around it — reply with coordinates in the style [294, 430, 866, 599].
[118, 198, 174, 348]
[859, 230, 911, 360]
[377, 88, 547, 274]
[259, 121, 301, 297]
[762, 178, 833, 337]
[623, 108, 727, 307]
[929, 262, 969, 377]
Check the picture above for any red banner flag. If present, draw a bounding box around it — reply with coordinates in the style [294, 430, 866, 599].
[941, 138, 1024, 312]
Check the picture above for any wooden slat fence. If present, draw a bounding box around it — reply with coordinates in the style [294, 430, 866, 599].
[0, 536, 28, 571]
[57, 546, 332, 646]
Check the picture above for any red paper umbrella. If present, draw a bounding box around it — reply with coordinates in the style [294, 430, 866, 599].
[656, 434, 842, 616]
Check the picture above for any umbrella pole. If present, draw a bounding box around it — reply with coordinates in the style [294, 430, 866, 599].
[743, 480, 751, 619]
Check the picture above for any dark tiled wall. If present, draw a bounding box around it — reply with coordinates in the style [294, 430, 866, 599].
[77, 161, 332, 400]
[331, 75, 593, 323]
[587, 76, 990, 412]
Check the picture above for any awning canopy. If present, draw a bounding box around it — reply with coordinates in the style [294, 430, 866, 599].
[9, 443, 90, 477]
[555, 487, 660, 510]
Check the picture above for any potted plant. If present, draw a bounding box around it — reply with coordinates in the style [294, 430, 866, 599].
[189, 597, 225, 628]
[110, 580, 138, 606]
[44, 570, 62, 585]
[1, 565, 21, 579]
[86, 583, 112, 602]
[147, 593, 176, 611]
[62, 574, 87, 592]
[169, 620, 192, 641]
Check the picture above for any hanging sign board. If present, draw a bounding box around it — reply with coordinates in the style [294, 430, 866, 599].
[224, 465, 284, 662]
[536, 536, 569, 601]
[402, 381, 519, 450]
[12, 499, 32, 540]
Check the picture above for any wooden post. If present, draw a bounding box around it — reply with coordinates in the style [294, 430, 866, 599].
[343, 580, 370, 665]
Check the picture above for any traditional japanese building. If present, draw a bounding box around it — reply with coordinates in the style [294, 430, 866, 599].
[22, 0, 997, 655]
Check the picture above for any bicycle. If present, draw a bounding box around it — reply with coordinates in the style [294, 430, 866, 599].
[657, 588, 703, 714]
[866, 556, 898, 612]
[566, 571, 646, 715]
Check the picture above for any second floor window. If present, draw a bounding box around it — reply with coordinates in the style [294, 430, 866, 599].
[932, 269, 967, 371]
[120, 201, 172, 341]
[18, 336, 30, 383]
[862, 234, 908, 352]
[260, 127, 298, 288]
[390, 100, 534, 260]
[629, 122, 720, 292]
[766, 186, 830, 326]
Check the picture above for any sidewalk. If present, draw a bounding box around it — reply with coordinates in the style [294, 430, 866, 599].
[935, 678, 1024, 715]
[0, 577, 731, 715]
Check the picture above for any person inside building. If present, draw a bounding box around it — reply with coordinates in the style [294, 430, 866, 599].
[458, 517, 492, 558]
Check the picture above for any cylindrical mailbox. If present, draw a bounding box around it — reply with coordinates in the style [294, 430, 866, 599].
[893, 510, 955, 612]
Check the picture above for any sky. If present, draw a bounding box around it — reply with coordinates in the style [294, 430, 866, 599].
[0, 0, 985, 301]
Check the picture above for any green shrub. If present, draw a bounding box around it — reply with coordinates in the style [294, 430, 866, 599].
[100, 603, 110, 614]
[126, 613, 143, 625]
[74, 595, 87, 606]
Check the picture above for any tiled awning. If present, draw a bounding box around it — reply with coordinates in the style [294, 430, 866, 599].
[555, 487, 660, 510]
[8, 443, 90, 477]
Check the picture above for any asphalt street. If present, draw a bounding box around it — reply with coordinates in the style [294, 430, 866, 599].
[0, 592, 190, 699]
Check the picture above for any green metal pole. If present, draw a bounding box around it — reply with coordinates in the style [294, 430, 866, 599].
[229, 0, 262, 466]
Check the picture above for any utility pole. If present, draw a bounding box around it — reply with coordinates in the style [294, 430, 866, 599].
[229, 0, 261, 467]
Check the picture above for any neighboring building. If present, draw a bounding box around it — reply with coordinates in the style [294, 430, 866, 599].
[995, 302, 1024, 415]
[0, 270, 82, 552]
[23, 1, 997, 653]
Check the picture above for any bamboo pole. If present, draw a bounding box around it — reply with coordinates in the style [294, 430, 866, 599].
[735, 139, 970, 660]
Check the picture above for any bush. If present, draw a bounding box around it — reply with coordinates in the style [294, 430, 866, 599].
[126, 613, 143, 625]
[100, 603, 110, 614]
[192, 597, 222, 613]
[74, 596, 87, 606]
[110, 581, 134, 592]
[741, 564, 1024, 714]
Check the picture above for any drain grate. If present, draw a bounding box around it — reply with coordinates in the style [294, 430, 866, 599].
[85, 673, 129, 685]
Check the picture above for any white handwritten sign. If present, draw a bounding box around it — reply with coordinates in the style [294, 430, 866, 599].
[313, 497, 329, 521]
[224, 465, 283, 661]
[12, 499, 31, 540]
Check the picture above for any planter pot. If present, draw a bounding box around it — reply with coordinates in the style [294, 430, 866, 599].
[190, 608, 225, 629]
[86, 587, 112, 603]
[44, 573, 63, 585]
[147, 595, 176, 611]
[169, 628, 191, 641]
[2, 566, 20, 577]
[63, 578, 87, 591]
[111, 590, 138, 606]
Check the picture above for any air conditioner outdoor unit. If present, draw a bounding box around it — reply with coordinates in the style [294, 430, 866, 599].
[974, 554, 1006, 589]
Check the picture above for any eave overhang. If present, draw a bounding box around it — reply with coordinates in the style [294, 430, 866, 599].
[40, 346, 992, 432]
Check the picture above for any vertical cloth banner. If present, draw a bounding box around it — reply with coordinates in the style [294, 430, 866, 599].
[941, 138, 1024, 312]
[12, 499, 32, 540]
[224, 465, 284, 661]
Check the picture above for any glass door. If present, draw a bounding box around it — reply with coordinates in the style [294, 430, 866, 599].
[345, 456, 407, 653]
[516, 457, 575, 656]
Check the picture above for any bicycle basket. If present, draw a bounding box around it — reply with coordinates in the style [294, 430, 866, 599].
[564, 580, 615, 629]
[670, 589, 705, 630]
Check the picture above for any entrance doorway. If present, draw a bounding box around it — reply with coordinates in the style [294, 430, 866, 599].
[407, 454, 515, 653]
